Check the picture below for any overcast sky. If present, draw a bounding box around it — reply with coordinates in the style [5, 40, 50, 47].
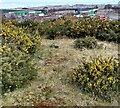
[0, 0, 119, 9]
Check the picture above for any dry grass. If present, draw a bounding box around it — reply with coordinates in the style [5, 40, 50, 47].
[2, 39, 119, 106]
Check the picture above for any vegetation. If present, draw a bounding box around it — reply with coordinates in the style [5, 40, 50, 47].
[72, 56, 119, 101]
[1, 18, 119, 106]
[40, 17, 119, 42]
[1, 20, 41, 93]
[13, 17, 120, 42]
[74, 36, 98, 49]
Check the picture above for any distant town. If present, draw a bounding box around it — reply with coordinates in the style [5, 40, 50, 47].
[1, 4, 120, 21]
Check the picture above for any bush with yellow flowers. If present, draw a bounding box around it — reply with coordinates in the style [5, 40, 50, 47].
[70, 17, 119, 42]
[2, 20, 41, 54]
[13, 19, 44, 37]
[12, 18, 119, 42]
[72, 56, 119, 101]
[1, 20, 41, 93]
[95, 19, 119, 42]
[41, 17, 74, 39]
[39, 17, 119, 42]
[1, 45, 37, 94]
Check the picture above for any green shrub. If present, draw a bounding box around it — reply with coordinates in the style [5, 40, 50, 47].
[12, 19, 43, 39]
[74, 37, 98, 49]
[12, 18, 120, 43]
[40, 17, 119, 42]
[72, 56, 119, 101]
[96, 29, 118, 42]
[1, 20, 40, 93]
[13, 19, 39, 29]
[2, 20, 41, 54]
[1, 45, 37, 94]
[42, 18, 74, 39]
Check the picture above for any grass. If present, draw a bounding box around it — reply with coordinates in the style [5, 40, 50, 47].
[2, 38, 119, 106]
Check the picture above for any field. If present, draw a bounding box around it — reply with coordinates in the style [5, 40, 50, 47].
[1, 18, 120, 106]
[2, 38, 119, 106]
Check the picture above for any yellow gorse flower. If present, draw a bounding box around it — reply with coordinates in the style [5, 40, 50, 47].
[108, 77, 113, 81]
[72, 56, 119, 99]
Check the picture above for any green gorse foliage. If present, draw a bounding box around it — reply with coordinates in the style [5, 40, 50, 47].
[72, 56, 119, 101]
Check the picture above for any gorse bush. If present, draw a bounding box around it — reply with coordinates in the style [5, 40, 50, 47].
[1, 45, 37, 93]
[13, 19, 44, 39]
[74, 37, 98, 49]
[14, 19, 39, 28]
[1, 20, 41, 93]
[11, 17, 120, 42]
[72, 56, 119, 101]
[73, 18, 119, 42]
[41, 17, 119, 42]
[42, 18, 74, 39]
[13, 19, 40, 33]
[2, 20, 41, 54]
